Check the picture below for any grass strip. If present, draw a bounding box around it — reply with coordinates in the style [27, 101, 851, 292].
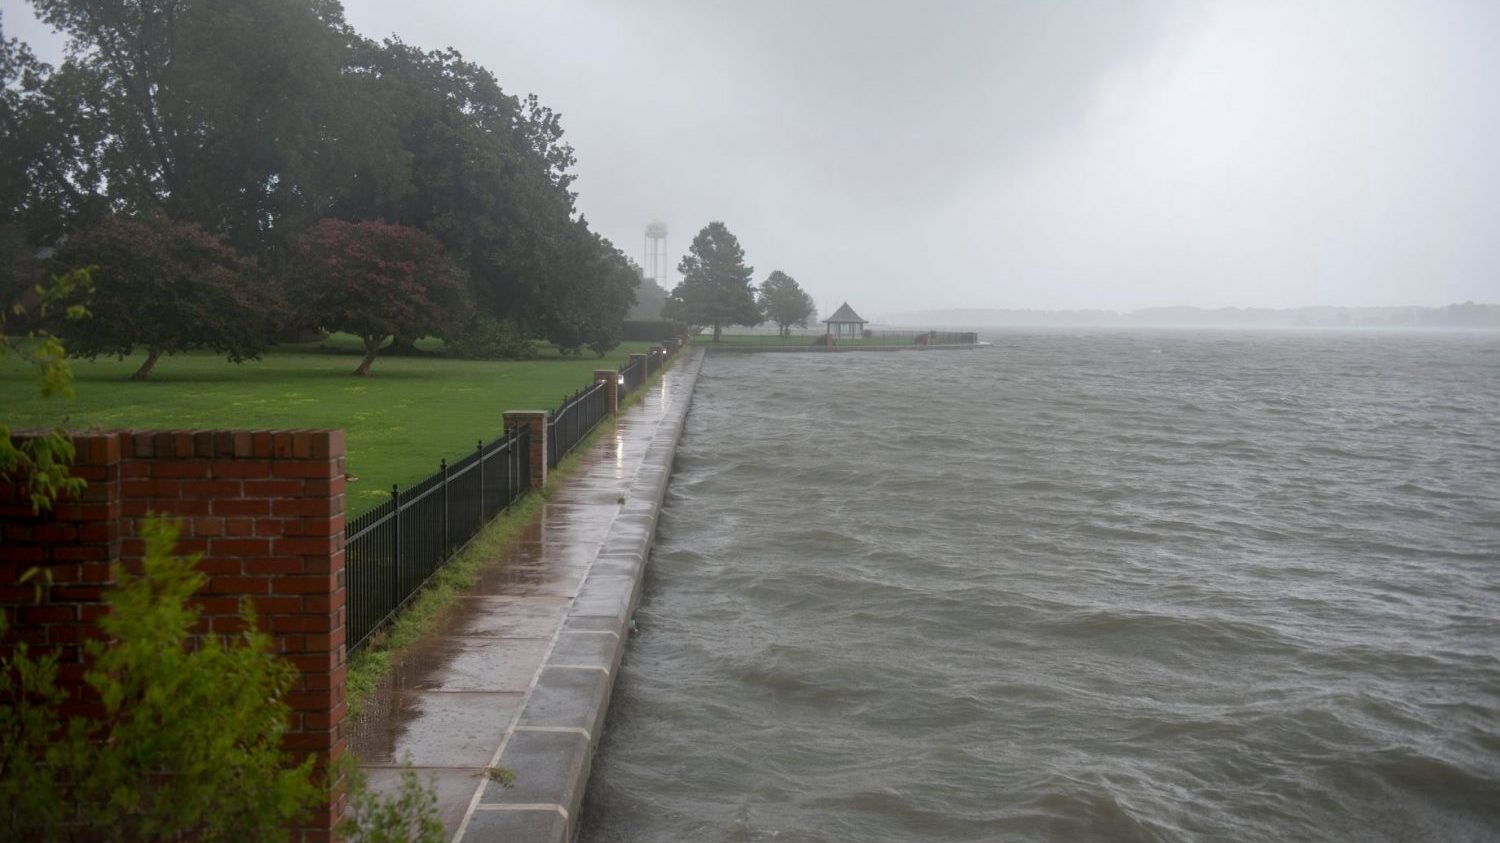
[1, 337, 657, 510]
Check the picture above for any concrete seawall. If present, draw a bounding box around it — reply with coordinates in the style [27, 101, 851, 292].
[705, 342, 980, 353]
[456, 349, 704, 840]
[351, 348, 704, 842]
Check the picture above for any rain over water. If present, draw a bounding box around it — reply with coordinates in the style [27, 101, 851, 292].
[581, 330, 1500, 842]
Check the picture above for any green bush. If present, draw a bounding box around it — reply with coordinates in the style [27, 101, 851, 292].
[338, 765, 444, 843]
[444, 314, 536, 360]
[0, 517, 444, 842]
[586, 326, 622, 358]
[620, 318, 688, 342]
[0, 517, 322, 841]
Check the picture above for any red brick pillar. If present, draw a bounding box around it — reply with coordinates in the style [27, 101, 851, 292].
[116, 429, 349, 841]
[503, 411, 549, 489]
[594, 369, 620, 415]
[628, 353, 647, 382]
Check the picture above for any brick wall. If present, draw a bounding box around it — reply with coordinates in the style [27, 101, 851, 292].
[0, 429, 348, 841]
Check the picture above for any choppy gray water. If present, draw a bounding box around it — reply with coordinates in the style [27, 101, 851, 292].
[581, 330, 1500, 842]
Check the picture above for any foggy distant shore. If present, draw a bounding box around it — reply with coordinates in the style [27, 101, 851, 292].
[883, 302, 1500, 330]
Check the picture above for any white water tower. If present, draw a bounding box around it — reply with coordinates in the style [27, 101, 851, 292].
[643, 220, 669, 287]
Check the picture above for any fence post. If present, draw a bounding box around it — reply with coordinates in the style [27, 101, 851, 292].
[628, 353, 647, 385]
[390, 483, 401, 612]
[504, 411, 549, 489]
[511, 430, 521, 502]
[504, 435, 513, 506]
[441, 457, 449, 557]
[594, 369, 619, 415]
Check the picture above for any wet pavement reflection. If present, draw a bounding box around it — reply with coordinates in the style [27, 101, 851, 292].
[350, 352, 700, 838]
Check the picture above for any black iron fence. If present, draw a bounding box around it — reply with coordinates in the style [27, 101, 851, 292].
[345, 426, 530, 653]
[619, 357, 644, 394]
[546, 380, 609, 469]
[343, 339, 685, 653]
[705, 330, 979, 348]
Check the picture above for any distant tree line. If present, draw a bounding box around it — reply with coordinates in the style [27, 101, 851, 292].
[663, 220, 816, 340]
[894, 303, 1500, 329]
[0, 0, 639, 377]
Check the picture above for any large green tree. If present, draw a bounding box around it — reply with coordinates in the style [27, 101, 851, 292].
[51, 215, 277, 380]
[666, 221, 761, 341]
[334, 39, 581, 334]
[759, 270, 815, 336]
[0, 17, 109, 247]
[4, 10, 638, 357]
[535, 220, 638, 356]
[5, 6, 642, 367]
[4, 0, 391, 255]
[629, 273, 669, 319]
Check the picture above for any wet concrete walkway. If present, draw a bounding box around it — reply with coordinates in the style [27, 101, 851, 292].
[351, 349, 704, 842]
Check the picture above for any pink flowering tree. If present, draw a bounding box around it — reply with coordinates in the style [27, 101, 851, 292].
[51, 215, 276, 381]
[295, 220, 468, 376]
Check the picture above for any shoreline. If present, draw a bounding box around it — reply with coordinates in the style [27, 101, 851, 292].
[702, 342, 983, 354]
[350, 347, 706, 842]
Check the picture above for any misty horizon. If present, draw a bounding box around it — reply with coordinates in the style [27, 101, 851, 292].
[876, 300, 1500, 328]
[8, 0, 1498, 315]
[292, 2, 1500, 314]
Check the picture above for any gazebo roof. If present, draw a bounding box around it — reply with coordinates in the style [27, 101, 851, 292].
[824, 302, 866, 324]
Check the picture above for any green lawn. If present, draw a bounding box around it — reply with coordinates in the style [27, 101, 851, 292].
[2, 337, 653, 513]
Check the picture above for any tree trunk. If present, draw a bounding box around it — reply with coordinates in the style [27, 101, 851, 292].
[386, 334, 420, 356]
[713, 322, 722, 342]
[130, 348, 163, 381]
[353, 336, 381, 377]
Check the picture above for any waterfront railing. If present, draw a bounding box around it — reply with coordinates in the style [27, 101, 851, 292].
[547, 380, 609, 469]
[619, 356, 644, 393]
[708, 329, 978, 347]
[345, 425, 530, 653]
[343, 338, 685, 652]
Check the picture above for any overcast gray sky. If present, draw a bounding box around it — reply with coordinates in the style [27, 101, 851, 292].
[9, 1, 1500, 316]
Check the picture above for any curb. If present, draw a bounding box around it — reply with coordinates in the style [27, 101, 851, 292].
[456, 348, 704, 841]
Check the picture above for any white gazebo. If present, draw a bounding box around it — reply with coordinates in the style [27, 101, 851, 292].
[823, 302, 867, 339]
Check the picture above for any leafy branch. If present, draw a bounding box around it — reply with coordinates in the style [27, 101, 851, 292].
[0, 266, 92, 512]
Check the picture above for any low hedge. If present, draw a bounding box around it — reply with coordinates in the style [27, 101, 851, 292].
[621, 319, 689, 341]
